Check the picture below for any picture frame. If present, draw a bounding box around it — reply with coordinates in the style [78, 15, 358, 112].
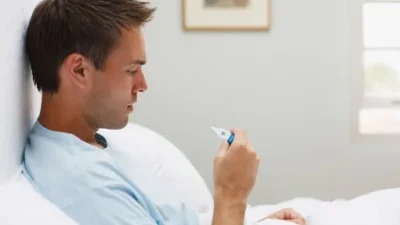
[182, 0, 271, 31]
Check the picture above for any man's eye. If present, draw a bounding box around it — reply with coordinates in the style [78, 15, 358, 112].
[128, 70, 137, 76]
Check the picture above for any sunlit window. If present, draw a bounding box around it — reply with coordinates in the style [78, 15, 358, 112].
[359, 1, 400, 134]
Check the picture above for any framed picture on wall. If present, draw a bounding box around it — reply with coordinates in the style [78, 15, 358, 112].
[182, 0, 271, 31]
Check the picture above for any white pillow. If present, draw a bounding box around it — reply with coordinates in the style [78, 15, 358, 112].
[0, 168, 78, 225]
[99, 123, 214, 213]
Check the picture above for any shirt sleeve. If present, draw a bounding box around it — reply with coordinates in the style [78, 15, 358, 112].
[62, 186, 159, 225]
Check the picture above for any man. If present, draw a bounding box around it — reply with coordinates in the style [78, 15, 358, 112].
[23, 0, 305, 225]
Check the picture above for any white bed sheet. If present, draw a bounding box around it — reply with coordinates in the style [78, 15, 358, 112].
[251, 188, 400, 225]
[306, 188, 400, 225]
[198, 188, 400, 225]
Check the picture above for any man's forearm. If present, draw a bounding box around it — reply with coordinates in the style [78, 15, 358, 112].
[211, 191, 247, 225]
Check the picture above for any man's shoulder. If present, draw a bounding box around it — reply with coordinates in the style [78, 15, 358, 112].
[23, 131, 84, 205]
[23, 127, 80, 171]
[22, 134, 161, 225]
[23, 128, 116, 209]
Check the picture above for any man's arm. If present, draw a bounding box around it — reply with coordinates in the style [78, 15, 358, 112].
[212, 192, 247, 225]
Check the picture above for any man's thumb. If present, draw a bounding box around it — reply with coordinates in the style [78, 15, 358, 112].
[219, 140, 229, 153]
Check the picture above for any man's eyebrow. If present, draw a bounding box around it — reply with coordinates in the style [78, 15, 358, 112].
[128, 60, 146, 65]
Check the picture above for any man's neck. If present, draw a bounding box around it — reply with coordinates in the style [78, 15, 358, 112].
[38, 94, 100, 147]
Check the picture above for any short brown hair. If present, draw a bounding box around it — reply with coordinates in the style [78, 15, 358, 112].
[25, 0, 155, 93]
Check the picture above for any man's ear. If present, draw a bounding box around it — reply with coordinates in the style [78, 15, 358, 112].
[63, 53, 93, 89]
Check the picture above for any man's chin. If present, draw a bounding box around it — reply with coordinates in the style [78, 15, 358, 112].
[102, 118, 129, 130]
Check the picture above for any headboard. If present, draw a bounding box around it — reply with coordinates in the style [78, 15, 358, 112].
[0, 0, 40, 185]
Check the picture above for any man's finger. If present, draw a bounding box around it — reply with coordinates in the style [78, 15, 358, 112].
[283, 208, 302, 219]
[229, 127, 247, 145]
[219, 140, 229, 151]
[273, 208, 304, 221]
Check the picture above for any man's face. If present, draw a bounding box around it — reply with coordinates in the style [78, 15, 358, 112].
[83, 27, 148, 129]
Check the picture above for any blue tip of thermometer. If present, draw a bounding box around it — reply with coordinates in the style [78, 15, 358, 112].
[211, 126, 235, 144]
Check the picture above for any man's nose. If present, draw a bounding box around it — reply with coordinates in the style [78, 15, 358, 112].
[133, 71, 148, 93]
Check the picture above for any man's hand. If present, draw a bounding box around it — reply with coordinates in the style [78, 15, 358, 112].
[266, 208, 306, 225]
[213, 128, 259, 203]
[212, 128, 260, 225]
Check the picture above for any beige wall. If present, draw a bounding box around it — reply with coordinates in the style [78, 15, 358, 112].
[131, 0, 400, 204]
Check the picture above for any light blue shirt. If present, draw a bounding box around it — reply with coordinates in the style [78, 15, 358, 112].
[23, 121, 199, 225]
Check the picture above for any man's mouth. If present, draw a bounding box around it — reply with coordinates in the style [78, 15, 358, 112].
[127, 105, 134, 111]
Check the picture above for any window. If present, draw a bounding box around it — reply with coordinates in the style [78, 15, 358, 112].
[358, 0, 400, 134]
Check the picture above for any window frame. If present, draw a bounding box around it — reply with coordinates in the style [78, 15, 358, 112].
[349, 0, 400, 141]
[363, 0, 400, 108]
